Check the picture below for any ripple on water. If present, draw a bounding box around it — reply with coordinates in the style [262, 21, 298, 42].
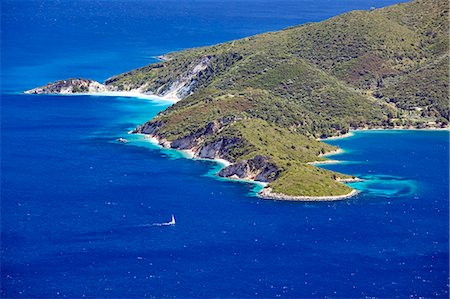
[347, 174, 418, 198]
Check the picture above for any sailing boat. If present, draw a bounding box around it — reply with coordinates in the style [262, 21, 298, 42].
[167, 214, 176, 225]
[152, 215, 176, 226]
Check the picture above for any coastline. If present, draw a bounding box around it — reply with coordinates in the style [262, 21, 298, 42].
[83, 91, 180, 102]
[319, 148, 345, 157]
[22, 86, 181, 103]
[319, 132, 354, 141]
[305, 148, 346, 165]
[320, 126, 449, 141]
[258, 188, 359, 202]
[137, 134, 269, 188]
[25, 89, 447, 202]
[64, 90, 181, 103]
[133, 126, 448, 201]
[351, 126, 450, 131]
[155, 55, 171, 62]
[135, 133, 359, 201]
[307, 159, 341, 166]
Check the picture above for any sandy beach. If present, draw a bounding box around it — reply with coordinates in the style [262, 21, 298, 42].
[84, 91, 180, 102]
[307, 159, 341, 165]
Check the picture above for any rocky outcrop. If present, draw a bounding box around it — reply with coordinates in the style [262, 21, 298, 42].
[196, 137, 242, 160]
[103, 52, 242, 101]
[24, 78, 109, 94]
[133, 117, 280, 183]
[23, 52, 242, 101]
[133, 119, 221, 149]
[133, 117, 236, 149]
[218, 155, 280, 182]
[132, 120, 164, 135]
[157, 56, 212, 99]
[102, 56, 214, 100]
[117, 138, 128, 143]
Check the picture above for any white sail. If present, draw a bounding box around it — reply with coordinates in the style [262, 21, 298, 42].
[152, 215, 176, 226]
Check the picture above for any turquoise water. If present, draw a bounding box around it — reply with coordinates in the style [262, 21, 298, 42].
[2, 0, 448, 298]
[322, 130, 449, 200]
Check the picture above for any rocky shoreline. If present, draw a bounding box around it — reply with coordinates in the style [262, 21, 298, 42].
[22, 55, 213, 101]
[22, 80, 447, 201]
[24, 82, 448, 201]
[131, 117, 284, 183]
[22, 76, 447, 203]
[24, 79, 109, 94]
[135, 129, 280, 184]
[258, 188, 359, 202]
[133, 128, 363, 201]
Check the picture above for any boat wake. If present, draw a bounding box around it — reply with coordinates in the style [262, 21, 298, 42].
[152, 215, 176, 226]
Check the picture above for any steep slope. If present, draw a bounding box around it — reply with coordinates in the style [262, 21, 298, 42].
[105, 0, 448, 126]
[375, 54, 449, 123]
[25, 0, 449, 199]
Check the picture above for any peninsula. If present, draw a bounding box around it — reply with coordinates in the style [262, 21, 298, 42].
[24, 0, 449, 200]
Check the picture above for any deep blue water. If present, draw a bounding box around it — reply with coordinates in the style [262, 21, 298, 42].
[1, 0, 448, 298]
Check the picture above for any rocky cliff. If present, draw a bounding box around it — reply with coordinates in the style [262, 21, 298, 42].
[24, 78, 109, 94]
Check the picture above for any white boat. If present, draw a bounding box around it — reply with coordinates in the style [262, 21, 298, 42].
[167, 214, 176, 225]
[153, 214, 176, 226]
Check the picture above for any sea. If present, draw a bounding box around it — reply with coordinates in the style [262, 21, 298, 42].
[1, 0, 448, 298]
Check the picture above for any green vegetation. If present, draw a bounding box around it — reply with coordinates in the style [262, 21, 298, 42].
[72, 85, 88, 93]
[375, 54, 449, 121]
[270, 165, 353, 197]
[110, 0, 448, 197]
[221, 119, 354, 196]
[228, 119, 334, 163]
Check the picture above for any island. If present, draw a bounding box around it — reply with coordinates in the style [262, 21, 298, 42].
[24, 0, 449, 200]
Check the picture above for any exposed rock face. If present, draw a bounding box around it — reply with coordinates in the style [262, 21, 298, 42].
[134, 118, 225, 149]
[132, 121, 164, 135]
[158, 56, 212, 99]
[103, 53, 242, 100]
[103, 56, 214, 100]
[133, 118, 280, 183]
[23, 53, 242, 102]
[117, 138, 128, 143]
[218, 155, 280, 182]
[196, 137, 242, 160]
[24, 78, 108, 94]
[21, 70, 283, 185]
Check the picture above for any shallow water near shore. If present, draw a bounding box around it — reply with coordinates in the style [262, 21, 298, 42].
[2, 0, 448, 297]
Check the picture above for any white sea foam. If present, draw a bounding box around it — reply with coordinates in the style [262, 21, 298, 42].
[84, 91, 180, 102]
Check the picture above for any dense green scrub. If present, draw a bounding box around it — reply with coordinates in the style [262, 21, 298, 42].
[109, 0, 447, 197]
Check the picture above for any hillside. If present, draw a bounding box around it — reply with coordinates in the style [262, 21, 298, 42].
[25, 0, 449, 199]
